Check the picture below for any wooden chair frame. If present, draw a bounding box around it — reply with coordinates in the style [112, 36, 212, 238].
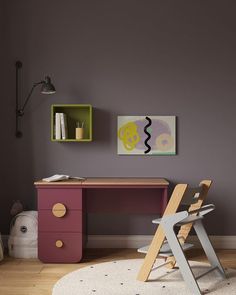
[137, 180, 212, 282]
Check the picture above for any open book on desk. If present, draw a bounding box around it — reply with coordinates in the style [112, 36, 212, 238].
[42, 174, 85, 182]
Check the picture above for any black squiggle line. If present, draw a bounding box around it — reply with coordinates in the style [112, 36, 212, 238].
[144, 116, 152, 154]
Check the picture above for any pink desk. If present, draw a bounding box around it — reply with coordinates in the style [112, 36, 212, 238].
[35, 177, 169, 263]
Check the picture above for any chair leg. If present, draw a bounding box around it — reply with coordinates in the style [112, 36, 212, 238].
[137, 226, 166, 282]
[193, 220, 226, 278]
[166, 180, 212, 269]
[164, 226, 202, 295]
[137, 183, 188, 281]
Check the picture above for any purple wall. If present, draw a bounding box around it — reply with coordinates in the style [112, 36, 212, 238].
[1, 0, 236, 235]
[0, 0, 18, 233]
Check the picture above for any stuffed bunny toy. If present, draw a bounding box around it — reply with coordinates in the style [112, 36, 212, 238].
[10, 200, 23, 216]
[8, 211, 38, 258]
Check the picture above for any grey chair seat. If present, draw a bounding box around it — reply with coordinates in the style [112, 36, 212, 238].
[138, 241, 194, 257]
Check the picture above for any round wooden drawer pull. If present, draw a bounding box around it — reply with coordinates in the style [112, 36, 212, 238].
[55, 240, 64, 248]
[52, 203, 67, 218]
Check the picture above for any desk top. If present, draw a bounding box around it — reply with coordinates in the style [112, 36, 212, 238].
[34, 177, 169, 187]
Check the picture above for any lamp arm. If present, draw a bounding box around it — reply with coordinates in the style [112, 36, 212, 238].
[15, 60, 55, 138]
[18, 81, 44, 115]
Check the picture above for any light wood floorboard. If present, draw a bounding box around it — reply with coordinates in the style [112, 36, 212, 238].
[0, 249, 235, 295]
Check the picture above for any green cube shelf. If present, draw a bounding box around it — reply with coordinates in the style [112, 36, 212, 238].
[51, 104, 92, 142]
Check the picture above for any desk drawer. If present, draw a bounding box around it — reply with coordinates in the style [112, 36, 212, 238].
[38, 188, 82, 210]
[38, 210, 83, 232]
[38, 232, 83, 263]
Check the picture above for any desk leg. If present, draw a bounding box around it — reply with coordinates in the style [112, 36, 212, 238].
[161, 187, 168, 215]
[82, 189, 87, 248]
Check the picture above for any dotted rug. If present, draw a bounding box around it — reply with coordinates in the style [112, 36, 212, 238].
[53, 259, 235, 295]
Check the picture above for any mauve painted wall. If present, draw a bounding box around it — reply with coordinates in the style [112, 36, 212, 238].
[1, 0, 236, 235]
[1, 0, 18, 234]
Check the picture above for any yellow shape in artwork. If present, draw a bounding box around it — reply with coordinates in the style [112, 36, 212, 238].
[118, 122, 140, 151]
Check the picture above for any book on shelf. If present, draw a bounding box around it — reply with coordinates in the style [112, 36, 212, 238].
[55, 113, 61, 140]
[54, 112, 68, 140]
[60, 113, 68, 140]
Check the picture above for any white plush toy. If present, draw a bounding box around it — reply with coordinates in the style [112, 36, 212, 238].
[8, 211, 38, 258]
[10, 200, 24, 216]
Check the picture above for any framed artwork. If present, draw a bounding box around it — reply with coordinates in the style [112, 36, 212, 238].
[117, 116, 176, 155]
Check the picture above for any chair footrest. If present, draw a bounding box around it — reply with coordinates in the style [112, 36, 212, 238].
[138, 242, 194, 257]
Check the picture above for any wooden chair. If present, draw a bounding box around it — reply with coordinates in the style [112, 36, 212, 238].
[137, 180, 225, 294]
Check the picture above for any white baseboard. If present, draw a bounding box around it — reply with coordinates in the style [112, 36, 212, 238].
[87, 235, 153, 249]
[2, 234, 236, 249]
[87, 235, 236, 249]
[187, 235, 236, 249]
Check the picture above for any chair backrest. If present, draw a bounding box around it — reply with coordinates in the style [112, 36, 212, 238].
[181, 186, 203, 205]
[186, 180, 212, 215]
[165, 180, 212, 267]
[163, 180, 212, 216]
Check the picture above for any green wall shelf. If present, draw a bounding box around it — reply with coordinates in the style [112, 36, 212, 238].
[51, 104, 92, 142]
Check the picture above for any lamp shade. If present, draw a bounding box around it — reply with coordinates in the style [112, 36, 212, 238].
[41, 76, 56, 94]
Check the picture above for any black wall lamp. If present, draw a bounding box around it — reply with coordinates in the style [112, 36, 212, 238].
[15, 60, 56, 138]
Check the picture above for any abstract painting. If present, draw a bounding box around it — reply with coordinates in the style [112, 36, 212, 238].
[117, 116, 176, 155]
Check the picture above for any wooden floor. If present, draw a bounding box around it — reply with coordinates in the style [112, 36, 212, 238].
[0, 249, 235, 295]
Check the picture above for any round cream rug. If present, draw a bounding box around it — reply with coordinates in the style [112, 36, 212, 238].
[53, 259, 235, 295]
